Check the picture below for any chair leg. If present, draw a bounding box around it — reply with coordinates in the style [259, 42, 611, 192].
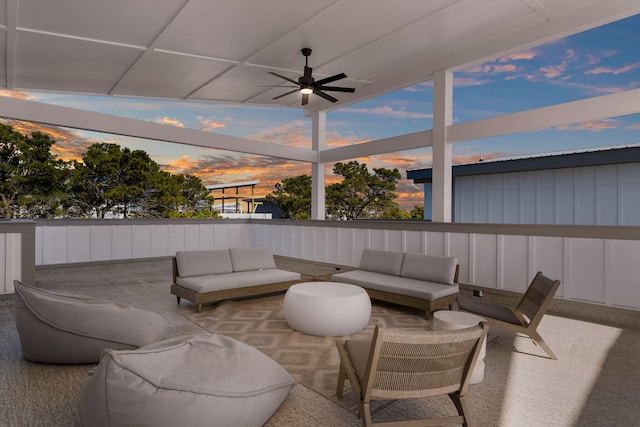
[196, 303, 202, 313]
[336, 362, 347, 397]
[361, 401, 373, 427]
[449, 394, 471, 427]
[176, 296, 181, 304]
[529, 331, 557, 360]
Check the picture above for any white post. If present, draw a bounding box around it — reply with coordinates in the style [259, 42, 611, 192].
[431, 70, 453, 222]
[311, 111, 326, 220]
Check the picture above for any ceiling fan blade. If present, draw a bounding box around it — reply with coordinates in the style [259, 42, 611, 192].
[316, 85, 355, 93]
[314, 73, 347, 86]
[268, 71, 300, 86]
[302, 93, 309, 105]
[273, 88, 300, 100]
[313, 88, 338, 103]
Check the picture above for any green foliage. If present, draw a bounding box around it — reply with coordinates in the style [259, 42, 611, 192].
[0, 125, 215, 219]
[266, 174, 312, 219]
[409, 205, 424, 219]
[0, 125, 66, 218]
[326, 161, 402, 220]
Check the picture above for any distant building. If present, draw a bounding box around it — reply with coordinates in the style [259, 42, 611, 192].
[407, 144, 640, 225]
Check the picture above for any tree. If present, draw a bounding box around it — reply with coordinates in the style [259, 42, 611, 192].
[266, 174, 312, 219]
[69, 143, 160, 218]
[326, 161, 401, 220]
[0, 125, 66, 218]
[409, 205, 424, 219]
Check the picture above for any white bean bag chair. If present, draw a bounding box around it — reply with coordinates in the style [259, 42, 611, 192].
[14, 280, 167, 364]
[80, 334, 296, 427]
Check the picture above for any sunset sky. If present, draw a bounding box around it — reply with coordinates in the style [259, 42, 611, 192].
[1, 14, 639, 210]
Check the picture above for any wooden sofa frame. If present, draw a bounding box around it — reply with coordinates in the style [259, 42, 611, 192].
[170, 257, 303, 313]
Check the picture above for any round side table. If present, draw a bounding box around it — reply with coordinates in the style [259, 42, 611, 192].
[283, 282, 371, 336]
[433, 310, 488, 384]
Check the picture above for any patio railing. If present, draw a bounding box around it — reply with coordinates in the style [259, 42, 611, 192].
[3, 218, 640, 313]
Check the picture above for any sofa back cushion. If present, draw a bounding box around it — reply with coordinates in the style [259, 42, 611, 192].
[229, 247, 276, 272]
[176, 250, 233, 277]
[358, 249, 404, 276]
[400, 253, 457, 285]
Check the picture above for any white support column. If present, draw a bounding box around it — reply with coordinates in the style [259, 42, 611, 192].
[431, 70, 453, 223]
[311, 111, 326, 220]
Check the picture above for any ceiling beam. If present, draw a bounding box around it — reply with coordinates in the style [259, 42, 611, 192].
[0, 96, 316, 162]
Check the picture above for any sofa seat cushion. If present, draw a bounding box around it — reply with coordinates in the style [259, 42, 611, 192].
[358, 248, 404, 276]
[14, 280, 167, 364]
[176, 269, 301, 293]
[332, 270, 459, 301]
[80, 334, 296, 427]
[176, 250, 233, 277]
[400, 253, 457, 285]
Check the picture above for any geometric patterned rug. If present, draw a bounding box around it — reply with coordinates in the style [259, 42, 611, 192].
[180, 293, 443, 414]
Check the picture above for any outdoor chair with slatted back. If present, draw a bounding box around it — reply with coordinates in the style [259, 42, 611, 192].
[336, 322, 488, 427]
[457, 271, 561, 359]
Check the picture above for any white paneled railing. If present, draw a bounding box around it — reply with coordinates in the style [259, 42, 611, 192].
[31, 219, 640, 312]
[1, 220, 36, 294]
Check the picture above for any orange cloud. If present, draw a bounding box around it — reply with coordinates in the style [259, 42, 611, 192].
[0, 118, 90, 161]
[155, 117, 185, 128]
[0, 90, 32, 100]
[540, 64, 567, 78]
[498, 50, 537, 62]
[493, 64, 517, 73]
[197, 115, 227, 131]
[557, 119, 619, 132]
[584, 63, 640, 75]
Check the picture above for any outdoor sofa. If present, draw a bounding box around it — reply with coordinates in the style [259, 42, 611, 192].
[171, 247, 302, 312]
[332, 248, 459, 318]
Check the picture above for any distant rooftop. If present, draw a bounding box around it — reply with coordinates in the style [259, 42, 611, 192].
[407, 144, 640, 183]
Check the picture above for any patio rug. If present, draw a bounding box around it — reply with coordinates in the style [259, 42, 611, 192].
[179, 294, 507, 424]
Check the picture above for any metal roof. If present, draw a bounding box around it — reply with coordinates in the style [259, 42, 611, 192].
[407, 145, 640, 183]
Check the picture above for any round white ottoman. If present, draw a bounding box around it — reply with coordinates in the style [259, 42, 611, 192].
[433, 310, 488, 384]
[283, 282, 371, 336]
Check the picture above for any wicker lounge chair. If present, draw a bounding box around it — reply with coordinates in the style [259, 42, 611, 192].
[336, 323, 488, 427]
[457, 271, 561, 359]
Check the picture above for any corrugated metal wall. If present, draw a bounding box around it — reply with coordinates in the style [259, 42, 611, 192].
[454, 163, 640, 225]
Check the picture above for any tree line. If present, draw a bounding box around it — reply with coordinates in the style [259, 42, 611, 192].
[1, 124, 424, 220]
[265, 161, 424, 220]
[0, 124, 216, 219]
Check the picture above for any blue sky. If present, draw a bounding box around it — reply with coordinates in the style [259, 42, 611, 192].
[2, 14, 639, 209]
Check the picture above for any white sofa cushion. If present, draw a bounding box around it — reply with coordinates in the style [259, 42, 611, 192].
[358, 249, 404, 276]
[80, 334, 295, 427]
[176, 250, 233, 277]
[332, 270, 459, 301]
[400, 253, 457, 285]
[229, 247, 277, 272]
[176, 269, 301, 293]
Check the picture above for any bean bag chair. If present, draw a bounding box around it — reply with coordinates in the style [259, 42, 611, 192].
[14, 280, 167, 364]
[80, 334, 296, 427]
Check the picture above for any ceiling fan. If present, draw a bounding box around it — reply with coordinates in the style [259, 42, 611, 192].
[268, 48, 355, 105]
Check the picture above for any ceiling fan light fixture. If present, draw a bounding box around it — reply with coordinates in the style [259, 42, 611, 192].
[300, 87, 313, 95]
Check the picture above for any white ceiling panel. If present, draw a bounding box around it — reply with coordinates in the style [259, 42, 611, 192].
[155, 0, 335, 62]
[248, 0, 458, 72]
[191, 64, 297, 103]
[17, 0, 186, 47]
[0, 0, 7, 27]
[113, 51, 234, 99]
[1, 0, 638, 112]
[14, 31, 143, 93]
